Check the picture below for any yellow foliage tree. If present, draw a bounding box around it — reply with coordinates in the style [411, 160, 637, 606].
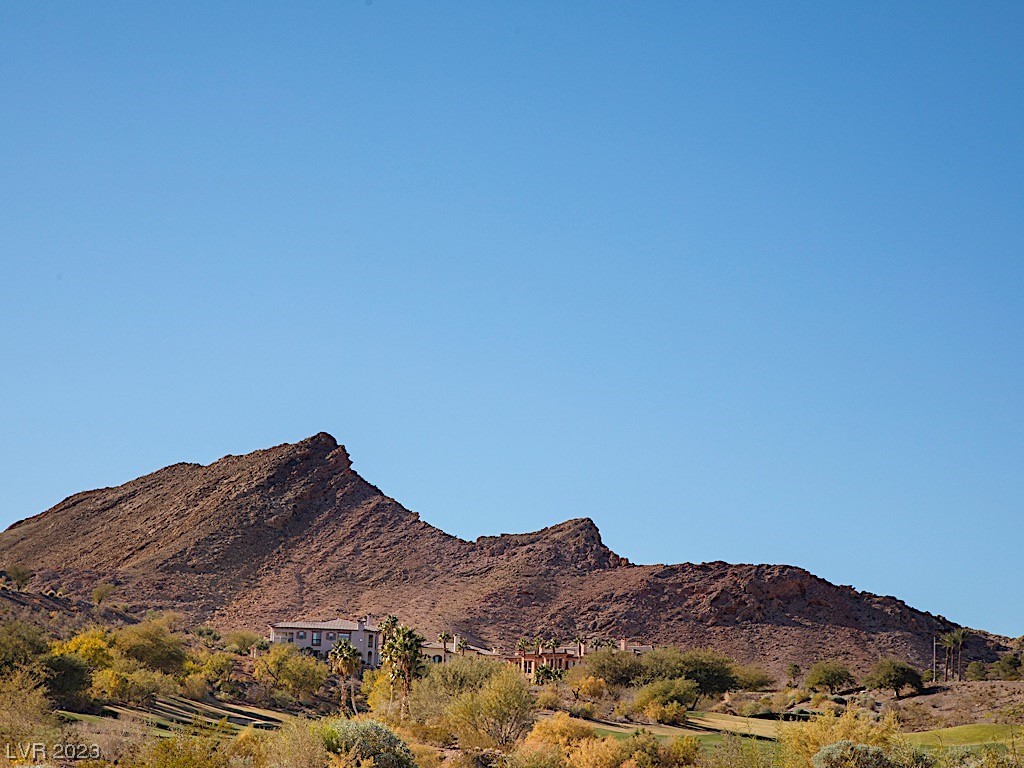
[778, 709, 900, 768]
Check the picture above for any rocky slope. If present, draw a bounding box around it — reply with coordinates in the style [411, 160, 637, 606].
[0, 433, 1007, 674]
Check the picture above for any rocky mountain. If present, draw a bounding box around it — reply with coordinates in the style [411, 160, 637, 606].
[0, 433, 1007, 673]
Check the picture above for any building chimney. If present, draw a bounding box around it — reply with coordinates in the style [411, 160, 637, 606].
[358, 617, 366, 631]
[619, 639, 627, 651]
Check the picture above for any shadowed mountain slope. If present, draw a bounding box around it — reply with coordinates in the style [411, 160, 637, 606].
[0, 433, 1006, 673]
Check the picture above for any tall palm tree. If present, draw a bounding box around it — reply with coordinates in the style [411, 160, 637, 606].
[951, 628, 970, 681]
[456, 637, 468, 656]
[544, 637, 559, 655]
[382, 624, 425, 718]
[939, 632, 958, 682]
[380, 614, 399, 645]
[328, 640, 361, 714]
[572, 634, 587, 658]
[437, 631, 453, 658]
[515, 638, 530, 656]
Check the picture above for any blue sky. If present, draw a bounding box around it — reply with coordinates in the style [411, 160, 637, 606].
[1, 3, 1021, 636]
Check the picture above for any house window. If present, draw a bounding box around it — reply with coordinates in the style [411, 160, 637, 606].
[298, 631, 306, 640]
[287, 633, 294, 642]
[312, 632, 321, 647]
[327, 632, 335, 641]
[432, 655, 442, 663]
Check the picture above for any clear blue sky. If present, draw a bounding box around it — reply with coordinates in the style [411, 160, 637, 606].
[1, 3, 1021, 636]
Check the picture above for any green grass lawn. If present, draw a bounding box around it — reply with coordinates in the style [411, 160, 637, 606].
[905, 724, 1024, 749]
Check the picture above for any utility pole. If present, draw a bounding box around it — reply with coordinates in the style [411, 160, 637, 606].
[932, 636, 937, 685]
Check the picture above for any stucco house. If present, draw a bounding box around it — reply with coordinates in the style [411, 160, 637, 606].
[269, 616, 381, 667]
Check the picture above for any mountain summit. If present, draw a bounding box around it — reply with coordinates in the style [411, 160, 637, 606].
[0, 433, 1004, 673]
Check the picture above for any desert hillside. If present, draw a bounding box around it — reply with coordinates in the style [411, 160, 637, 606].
[0, 433, 1007, 674]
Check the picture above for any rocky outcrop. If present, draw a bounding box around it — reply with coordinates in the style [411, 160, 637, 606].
[0, 433, 1008, 674]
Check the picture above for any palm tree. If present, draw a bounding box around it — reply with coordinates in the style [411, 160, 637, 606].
[515, 638, 530, 656]
[534, 636, 545, 655]
[437, 631, 453, 658]
[382, 624, 425, 718]
[951, 628, 970, 682]
[328, 640, 361, 714]
[456, 637, 468, 656]
[380, 614, 399, 645]
[939, 632, 958, 682]
[572, 634, 587, 658]
[544, 637, 559, 655]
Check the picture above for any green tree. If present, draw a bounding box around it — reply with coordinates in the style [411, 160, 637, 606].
[579, 647, 643, 686]
[328, 639, 362, 714]
[91, 582, 116, 606]
[438, 631, 453, 657]
[447, 666, 536, 750]
[5, 564, 33, 591]
[673, 649, 738, 697]
[0, 619, 48, 672]
[965, 661, 988, 681]
[805, 660, 855, 694]
[42, 652, 93, 708]
[786, 664, 803, 688]
[456, 637, 469, 656]
[254, 644, 329, 702]
[113, 617, 187, 674]
[733, 664, 776, 692]
[864, 659, 923, 698]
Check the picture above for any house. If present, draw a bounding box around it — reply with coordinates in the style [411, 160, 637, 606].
[269, 616, 381, 667]
[507, 638, 653, 680]
[421, 634, 498, 664]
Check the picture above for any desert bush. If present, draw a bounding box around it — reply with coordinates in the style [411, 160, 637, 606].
[0, 667, 58, 746]
[321, 718, 416, 768]
[410, 742, 445, 768]
[526, 712, 597, 749]
[779, 710, 900, 768]
[113, 617, 187, 675]
[264, 718, 331, 768]
[812, 741, 893, 768]
[734, 665, 776, 692]
[508, 743, 570, 768]
[91, 665, 177, 704]
[409, 655, 505, 722]
[670, 649, 737, 697]
[224, 630, 262, 655]
[91, 583, 117, 606]
[568, 702, 597, 720]
[253, 643, 329, 702]
[697, 734, 775, 768]
[966, 661, 989, 682]
[0, 619, 48, 671]
[53, 628, 114, 668]
[666, 736, 702, 767]
[447, 666, 537, 750]
[566, 737, 626, 768]
[124, 732, 230, 768]
[181, 672, 210, 700]
[537, 687, 563, 711]
[631, 678, 699, 723]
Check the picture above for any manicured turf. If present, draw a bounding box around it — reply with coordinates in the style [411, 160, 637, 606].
[905, 724, 1024, 749]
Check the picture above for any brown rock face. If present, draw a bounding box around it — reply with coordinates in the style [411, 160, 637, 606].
[0, 433, 1007, 674]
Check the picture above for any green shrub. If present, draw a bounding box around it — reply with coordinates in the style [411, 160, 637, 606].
[864, 660, 923, 698]
[321, 718, 416, 768]
[811, 741, 892, 768]
[631, 678, 698, 723]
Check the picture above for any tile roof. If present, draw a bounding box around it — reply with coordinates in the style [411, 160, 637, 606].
[270, 619, 380, 631]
